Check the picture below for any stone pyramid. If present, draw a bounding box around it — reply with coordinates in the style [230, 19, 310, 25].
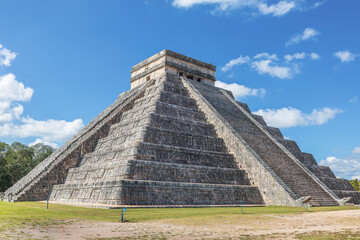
[2, 50, 359, 207]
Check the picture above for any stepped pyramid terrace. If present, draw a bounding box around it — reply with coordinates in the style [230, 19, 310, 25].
[2, 50, 359, 208]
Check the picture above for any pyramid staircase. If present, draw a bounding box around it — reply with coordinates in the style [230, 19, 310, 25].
[3, 49, 358, 207]
[49, 74, 263, 206]
[185, 78, 359, 206]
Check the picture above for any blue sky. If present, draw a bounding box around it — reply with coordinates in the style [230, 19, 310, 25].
[0, 0, 359, 179]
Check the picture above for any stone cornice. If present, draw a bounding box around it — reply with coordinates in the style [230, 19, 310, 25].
[130, 60, 216, 83]
[131, 49, 216, 73]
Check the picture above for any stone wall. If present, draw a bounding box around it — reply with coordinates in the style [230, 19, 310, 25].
[48, 73, 264, 207]
[181, 76, 302, 206]
[3, 80, 153, 202]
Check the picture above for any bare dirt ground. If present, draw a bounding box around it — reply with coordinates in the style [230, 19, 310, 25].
[4, 209, 360, 240]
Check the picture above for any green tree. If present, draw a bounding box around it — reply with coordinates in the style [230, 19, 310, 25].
[0, 142, 55, 192]
[350, 179, 359, 191]
[31, 143, 54, 165]
[5, 142, 35, 185]
[0, 142, 12, 192]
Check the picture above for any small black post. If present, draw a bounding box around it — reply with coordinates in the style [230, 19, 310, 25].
[121, 207, 124, 223]
[241, 200, 243, 214]
[47, 199, 49, 209]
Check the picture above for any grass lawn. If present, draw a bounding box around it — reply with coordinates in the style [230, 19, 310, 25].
[0, 201, 358, 227]
[0, 202, 359, 239]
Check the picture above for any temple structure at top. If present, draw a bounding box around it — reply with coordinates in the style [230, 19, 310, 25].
[130, 49, 216, 88]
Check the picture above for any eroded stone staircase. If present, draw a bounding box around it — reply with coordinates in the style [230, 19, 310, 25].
[186, 78, 359, 206]
[3, 81, 152, 202]
[49, 74, 263, 206]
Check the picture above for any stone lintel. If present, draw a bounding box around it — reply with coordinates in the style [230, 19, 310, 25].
[130, 60, 216, 83]
[131, 49, 216, 73]
[130, 50, 216, 89]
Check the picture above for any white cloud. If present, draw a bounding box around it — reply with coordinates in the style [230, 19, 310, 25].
[215, 80, 265, 99]
[29, 138, 59, 149]
[349, 96, 358, 103]
[253, 107, 342, 128]
[0, 117, 84, 143]
[221, 56, 249, 72]
[222, 52, 318, 79]
[172, 0, 255, 10]
[0, 74, 34, 123]
[257, 1, 296, 16]
[254, 53, 278, 60]
[311, 1, 326, 9]
[334, 50, 356, 63]
[284, 52, 320, 61]
[320, 156, 360, 179]
[286, 28, 320, 46]
[353, 147, 360, 154]
[251, 59, 293, 79]
[310, 52, 320, 60]
[0, 44, 17, 67]
[0, 103, 23, 123]
[284, 52, 306, 61]
[172, 0, 297, 16]
[0, 73, 84, 146]
[0, 73, 34, 102]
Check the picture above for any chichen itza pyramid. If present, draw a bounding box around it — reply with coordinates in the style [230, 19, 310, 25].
[2, 50, 360, 207]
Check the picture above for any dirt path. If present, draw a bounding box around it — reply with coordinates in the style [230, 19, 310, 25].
[4, 209, 360, 239]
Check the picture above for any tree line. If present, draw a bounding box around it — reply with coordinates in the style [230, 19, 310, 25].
[350, 179, 360, 191]
[0, 142, 55, 192]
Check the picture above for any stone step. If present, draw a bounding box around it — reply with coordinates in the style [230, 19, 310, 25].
[141, 78, 188, 98]
[83, 121, 232, 166]
[132, 92, 161, 108]
[264, 126, 283, 139]
[159, 80, 189, 96]
[299, 153, 318, 166]
[94, 127, 145, 151]
[236, 101, 251, 113]
[332, 190, 360, 204]
[113, 101, 207, 130]
[162, 80, 188, 92]
[143, 126, 228, 152]
[110, 112, 213, 138]
[128, 160, 249, 185]
[108, 115, 151, 136]
[134, 88, 198, 111]
[158, 91, 198, 109]
[64, 159, 249, 185]
[305, 165, 336, 179]
[319, 177, 354, 191]
[277, 139, 301, 156]
[80, 143, 139, 166]
[142, 81, 163, 96]
[251, 114, 267, 126]
[97, 114, 217, 152]
[148, 113, 216, 136]
[122, 93, 206, 123]
[50, 180, 264, 205]
[153, 101, 206, 122]
[115, 101, 155, 123]
[134, 142, 237, 168]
